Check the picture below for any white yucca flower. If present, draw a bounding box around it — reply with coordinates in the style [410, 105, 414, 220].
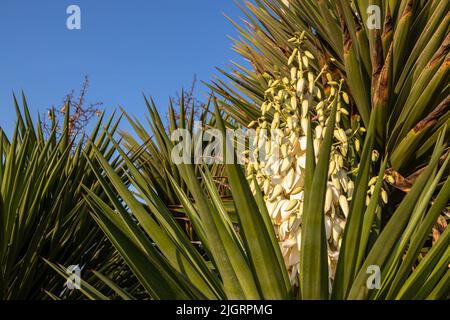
[247, 32, 364, 286]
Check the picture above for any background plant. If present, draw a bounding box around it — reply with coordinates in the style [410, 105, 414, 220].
[0, 95, 135, 299]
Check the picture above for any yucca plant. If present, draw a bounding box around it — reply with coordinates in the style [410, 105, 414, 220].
[209, 0, 450, 298]
[37, 0, 450, 300]
[0, 94, 134, 299]
[61, 92, 448, 300]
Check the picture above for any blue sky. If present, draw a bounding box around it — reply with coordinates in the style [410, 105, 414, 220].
[0, 1, 245, 135]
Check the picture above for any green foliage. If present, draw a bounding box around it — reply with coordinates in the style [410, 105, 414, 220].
[0, 94, 129, 299]
[66, 96, 448, 300]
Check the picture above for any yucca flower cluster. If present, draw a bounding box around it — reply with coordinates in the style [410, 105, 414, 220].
[247, 32, 365, 285]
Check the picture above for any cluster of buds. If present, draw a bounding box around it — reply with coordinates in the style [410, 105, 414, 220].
[367, 150, 389, 205]
[246, 32, 365, 285]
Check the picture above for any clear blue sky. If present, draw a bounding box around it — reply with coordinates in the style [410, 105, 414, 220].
[0, 1, 245, 135]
